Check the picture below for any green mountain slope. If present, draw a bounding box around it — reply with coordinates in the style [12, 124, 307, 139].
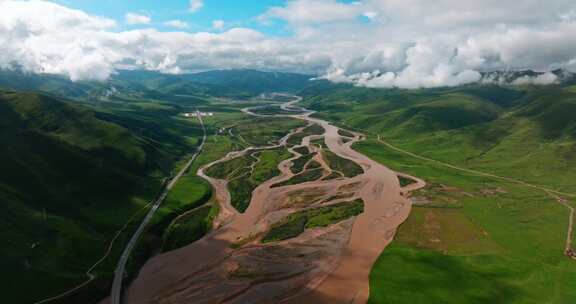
[303, 84, 576, 192]
[0, 89, 198, 303]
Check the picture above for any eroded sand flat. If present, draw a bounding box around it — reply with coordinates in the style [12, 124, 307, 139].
[120, 96, 425, 304]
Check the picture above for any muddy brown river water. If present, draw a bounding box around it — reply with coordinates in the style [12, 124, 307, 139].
[119, 96, 425, 304]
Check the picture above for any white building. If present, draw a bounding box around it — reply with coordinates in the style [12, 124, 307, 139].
[183, 112, 214, 117]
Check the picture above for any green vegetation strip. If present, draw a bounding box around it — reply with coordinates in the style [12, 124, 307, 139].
[293, 146, 310, 155]
[338, 129, 355, 138]
[291, 152, 317, 174]
[262, 199, 364, 243]
[311, 138, 327, 149]
[307, 160, 322, 170]
[162, 204, 218, 252]
[322, 150, 364, 178]
[287, 133, 307, 146]
[205, 148, 292, 212]
[271, 167, 324, 188]
[398, 175, 417, 187]
[322, 172, 343, 181]
[205, 155, 253, 180]
[287, 124, 325, 146]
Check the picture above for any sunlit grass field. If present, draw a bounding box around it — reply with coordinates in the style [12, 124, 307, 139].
[355, 138, 576, 303]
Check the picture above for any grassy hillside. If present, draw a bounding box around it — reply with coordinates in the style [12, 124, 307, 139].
[303, 84, 576, 192]
[0, 89, 205, 303]
[360, 138, 576, 304]
[300, 83, 576, 303]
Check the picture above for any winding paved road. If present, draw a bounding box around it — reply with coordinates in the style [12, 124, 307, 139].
[110, 111, 206, 304]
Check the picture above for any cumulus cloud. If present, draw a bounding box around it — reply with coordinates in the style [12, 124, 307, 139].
[164, 20, 189, 29]
[212, 20, 225, 30]
[125, 12, 151, 25]
[261, 0, 362, 25]
[1, 0, 576, 88]
[321, 40, 483, 89]
[189, 0, 204, 13]
[512, 72, 559, 85]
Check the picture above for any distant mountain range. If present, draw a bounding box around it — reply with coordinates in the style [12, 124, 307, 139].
[0, 69, 315, 102]
[1, 68, 573, 104]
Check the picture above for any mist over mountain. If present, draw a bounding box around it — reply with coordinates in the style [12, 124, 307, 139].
[1, 68, 571, 106]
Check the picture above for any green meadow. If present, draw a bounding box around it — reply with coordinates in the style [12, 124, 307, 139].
[356, 138, 576, 303]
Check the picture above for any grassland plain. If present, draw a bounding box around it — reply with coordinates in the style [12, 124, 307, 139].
[357, 137, 576, 303]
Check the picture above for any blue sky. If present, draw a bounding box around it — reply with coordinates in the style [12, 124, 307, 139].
[54, 0, 291, 34]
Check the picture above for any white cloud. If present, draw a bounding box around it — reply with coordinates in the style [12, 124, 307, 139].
[0, 0, 115, 31]
[189, 0, 204, 13]
[263, 0, 576, 88]
[164, 20, 189, 29]
[125, 12, 151, 25]
[261, 0, 362, 25]
[212, 20, 225, 30]
[1, 0, 575, 88]
[362, 11, 378, 20]
[512, 72, 559, 85]
[322, 40, 483, 89]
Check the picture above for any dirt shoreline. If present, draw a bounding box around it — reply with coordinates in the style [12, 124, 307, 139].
[116, 97, 425, 304]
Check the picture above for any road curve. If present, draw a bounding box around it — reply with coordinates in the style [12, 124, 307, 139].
[109, 111, 207, 304]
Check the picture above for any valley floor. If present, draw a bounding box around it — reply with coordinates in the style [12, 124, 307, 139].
[113, 97, 424, 304]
